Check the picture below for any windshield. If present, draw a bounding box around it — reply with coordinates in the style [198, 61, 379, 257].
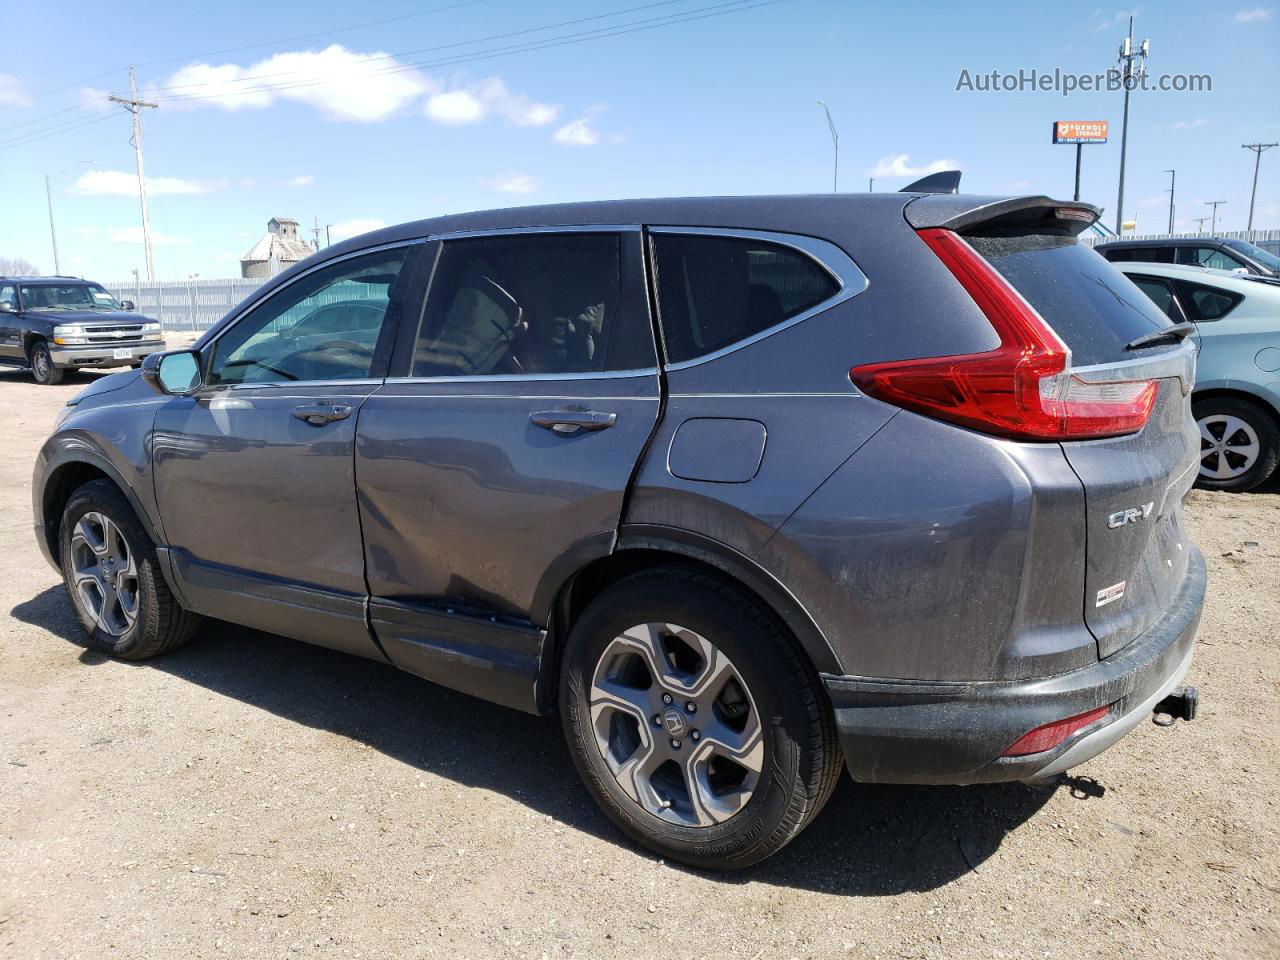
[18, 283, 121, 311]
[1224, 239, 1280, 274]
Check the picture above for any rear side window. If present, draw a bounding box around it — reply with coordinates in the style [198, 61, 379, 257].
[651, 233, 839, 364]
[967, 234, 1171, 365]
[1174, 246, 1243, 272]
[1172, 279, 1243, 322]
[412, 233, 655, 377]
[1129, 275, 1183, 321]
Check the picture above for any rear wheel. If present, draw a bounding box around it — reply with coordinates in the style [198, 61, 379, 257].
[1193, 395, 1280, 492]
[29, 340, 64, 385]
[560, 567, 841, 869]
[60, 479, 200, 659]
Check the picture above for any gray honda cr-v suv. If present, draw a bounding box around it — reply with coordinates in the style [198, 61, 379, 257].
[32, 192, 1205, 869]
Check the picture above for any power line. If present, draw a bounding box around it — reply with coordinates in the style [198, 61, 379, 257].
[0, 96, 111, 136]
[146, 0, 780, 106]
[0, 111, 117, 151]
[150, 0, 690, 95]
[23, 0, 489, 101]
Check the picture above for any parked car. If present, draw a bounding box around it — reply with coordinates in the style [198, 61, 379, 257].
[0, 276, 165, 384]
[1117, 261, 1280, 491]
[32, 194, 1205, 869]
[1095, 236, 1280, 277]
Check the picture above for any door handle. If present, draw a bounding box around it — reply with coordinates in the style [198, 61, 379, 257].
[530, 408, 617, 434]
[292, 402, 353, 426]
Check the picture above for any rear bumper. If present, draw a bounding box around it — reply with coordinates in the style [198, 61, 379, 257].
[823, 546, 1206, 784]
[48, 342, 164, 367]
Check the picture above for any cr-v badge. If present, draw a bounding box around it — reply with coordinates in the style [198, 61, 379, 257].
[1107, 502, 1155, 528]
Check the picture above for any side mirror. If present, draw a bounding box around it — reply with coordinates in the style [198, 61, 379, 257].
[120, 299, 136, 311]
[0, 300, 14, 313]
[141, 350, 202, 395]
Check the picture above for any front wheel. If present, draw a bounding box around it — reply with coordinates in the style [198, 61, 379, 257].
[560, 567, 842, 869]
[1194, 396, 1280, 492]
[29, 340, 64, 385]
[60, 479, 201, 659]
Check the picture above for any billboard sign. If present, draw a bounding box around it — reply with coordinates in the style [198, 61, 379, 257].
[1053, 121, 1109, 144]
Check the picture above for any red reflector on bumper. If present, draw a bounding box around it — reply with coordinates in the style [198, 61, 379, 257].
[1002, 705, 1112, 757]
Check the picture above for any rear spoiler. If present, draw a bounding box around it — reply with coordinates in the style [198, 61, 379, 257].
[904, 194, 1102, 237]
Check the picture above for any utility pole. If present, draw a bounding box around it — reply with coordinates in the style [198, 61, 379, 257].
[816, 100, 838, 192]
[311, 217, 323, 251]
[1114, 18, 1149, 234]
[1193, 216, 1209, 234]
[1205, 200, 1227, 234]
[1242, 143, 1277, 231]
[108, 67, 158, 281]
[1164, 169, 1175, 234]
[868, 178, 874, 192]
[44, 160, 96, 275]
[325, 224, 334, 247]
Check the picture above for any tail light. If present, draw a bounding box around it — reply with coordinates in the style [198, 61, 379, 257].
[1002, 704, 1112, 757]
[849, 228, 1157, 441]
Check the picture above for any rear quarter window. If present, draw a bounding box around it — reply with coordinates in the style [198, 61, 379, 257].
[651, 233, 839, 364]
[1172, 280, 1244, 322]
[967, 234, 1171, 365]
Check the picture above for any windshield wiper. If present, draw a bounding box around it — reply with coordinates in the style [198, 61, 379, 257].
[1125, 322, 1196, 351]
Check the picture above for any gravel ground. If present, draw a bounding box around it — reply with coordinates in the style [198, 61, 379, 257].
[2, 367, 1277, 960]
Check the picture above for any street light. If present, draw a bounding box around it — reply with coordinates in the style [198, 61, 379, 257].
[816, 100, 838, 193]
[45, 159, 96, 275]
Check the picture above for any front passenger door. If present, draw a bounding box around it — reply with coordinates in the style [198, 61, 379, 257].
[152, 243, 424, 658]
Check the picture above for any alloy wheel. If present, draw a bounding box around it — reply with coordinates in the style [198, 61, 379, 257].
[588, 622, 763, 828]
[32, 348, 49, 380]
[1198, 414, 1260, 481]
[69, 512, 139, 636]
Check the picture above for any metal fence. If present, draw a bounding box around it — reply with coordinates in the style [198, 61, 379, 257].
[1079, 228, 1280, 257]
[103, 278, 265, 331]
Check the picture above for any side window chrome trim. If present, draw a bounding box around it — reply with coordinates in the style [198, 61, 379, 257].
[647, 226, 869, 372]
[428, 224, 641, 241]
[205, 237, 426, 350]
[386, 367, 659, 385]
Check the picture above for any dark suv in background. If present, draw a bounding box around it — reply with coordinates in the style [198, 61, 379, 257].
[1094, 236, 1280, 277]
[0, 276, 165, 384]
[32, 193, 1205, 869]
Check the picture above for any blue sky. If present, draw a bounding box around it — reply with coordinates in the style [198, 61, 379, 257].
[1, 0, 1277, 280]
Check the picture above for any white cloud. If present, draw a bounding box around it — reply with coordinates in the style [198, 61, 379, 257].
[553, 117, 600, 146]
[425, 89, 485, 125]
[72, 169, 216, 196]
[1171, 118, 1207, 129]
[867, 154, 958, 178]
[80, 86, 113, 112]
[160, 44, 430, 122]
[0, 74, 32, 107]
[425, 76, 559, 127]
[1094, 8, 1142, 31]
[487, 172, 538, 194]
[327, 218, 387, 242]
[285, 174, 315, 187]
[1234, 7, 1273, 21]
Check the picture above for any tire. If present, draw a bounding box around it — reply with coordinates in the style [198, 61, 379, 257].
[29, 340, 64, 385]
[1193, 395, 1280, 492]
[559, 567, 842, 870]
[59, 479, 200, 660]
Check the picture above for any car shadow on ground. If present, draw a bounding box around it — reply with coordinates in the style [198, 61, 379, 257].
[12, 584, 1066, 895]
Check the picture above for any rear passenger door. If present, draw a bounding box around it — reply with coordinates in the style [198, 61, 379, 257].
[355, 228, 660, 711]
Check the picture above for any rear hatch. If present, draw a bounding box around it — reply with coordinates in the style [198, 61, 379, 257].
[964, 229, 1199, 658]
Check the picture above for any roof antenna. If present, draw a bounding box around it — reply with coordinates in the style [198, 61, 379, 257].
[900, 170, 962, 194]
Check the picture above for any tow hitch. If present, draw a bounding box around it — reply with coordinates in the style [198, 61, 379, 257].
[1153, 686, 1199, 726]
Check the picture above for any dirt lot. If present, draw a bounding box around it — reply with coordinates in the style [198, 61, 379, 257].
[1, 367, 1276, 960]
